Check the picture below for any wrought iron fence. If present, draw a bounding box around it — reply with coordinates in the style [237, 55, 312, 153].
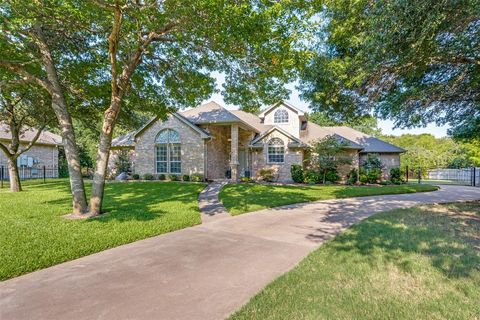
[0, 166, 59, 188]
[425, 167, 480, 186]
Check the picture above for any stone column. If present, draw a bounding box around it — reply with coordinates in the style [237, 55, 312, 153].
[230, 124, 239, 181]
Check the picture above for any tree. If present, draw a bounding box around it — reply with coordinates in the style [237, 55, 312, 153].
[0, 1, 97, 213]
[308, 135, 352, 184]
[381, 133, 479, 175]
[301, 0, 480, 140]
[307, 112, 382, 136]
[0, 83, 53, 191]
[87, 0, 312, 215]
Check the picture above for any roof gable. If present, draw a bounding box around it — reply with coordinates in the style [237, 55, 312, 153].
[323, 126, 405, 153]
[250, 126, 305, 147]
[259, 101, 305, 119]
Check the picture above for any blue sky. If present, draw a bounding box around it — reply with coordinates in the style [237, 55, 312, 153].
[203, 77, 449, 137]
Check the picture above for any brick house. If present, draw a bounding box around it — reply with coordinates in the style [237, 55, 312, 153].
[0, 124, 62, 178]
[110, 101, 404, 182]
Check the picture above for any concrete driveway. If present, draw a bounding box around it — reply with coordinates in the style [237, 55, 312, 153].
[2, 185, 480, 320]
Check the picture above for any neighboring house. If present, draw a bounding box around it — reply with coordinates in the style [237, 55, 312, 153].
[0, 124, 62, 178]
[110, 101, 404, 182]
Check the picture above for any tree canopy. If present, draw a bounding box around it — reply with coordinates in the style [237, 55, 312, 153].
[300, 0, 480, 140]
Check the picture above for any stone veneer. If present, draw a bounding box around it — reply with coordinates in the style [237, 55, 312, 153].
[134, 115, 205, 177]
[201, 125, 230, 180]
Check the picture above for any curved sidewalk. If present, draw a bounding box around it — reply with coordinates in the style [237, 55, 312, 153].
[2, 185, 480, 320]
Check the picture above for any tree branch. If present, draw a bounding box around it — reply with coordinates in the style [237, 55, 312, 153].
[0, 61, 52, 93]
[18, 125, 46, 155]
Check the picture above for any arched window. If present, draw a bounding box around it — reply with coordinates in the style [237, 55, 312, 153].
[273, 109, 288, 123]
[267, 138, 284, 163]
[155, 129, 181, 173]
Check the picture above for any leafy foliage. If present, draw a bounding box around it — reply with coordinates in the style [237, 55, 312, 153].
[301, 0, 480, 140]
[309, 135, 352, 184]
[290, 164, 304, 183]
[382, 134, 480, 170]
[259, 168, 275, 182]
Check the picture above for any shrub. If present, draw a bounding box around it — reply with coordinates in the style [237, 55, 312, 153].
[142, 173, 154, 180]
[380, 180, 392, 185]
[304, 170, 321, 184]
[259, 168, 275, 182]
[346, 168, 358, 185]
[359, 170, 368, 184]
[362, 153, 383, 171]
[191, 173, 203, 182]
[290, 165, 304, 183]
[158, 174, 166, 180]
[240, 176, 252, 183]
[367, 168, 382, 184]
[390, 167, 404, 184]
[168, 174, 178, 181]
[131, 173, 140, 180]
[182, 174, 190, 182]
[325, 169, 340, 183]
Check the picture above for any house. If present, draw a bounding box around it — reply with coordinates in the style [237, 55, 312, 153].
[110, 101, 404, 182]
[0, 124, 62, 178]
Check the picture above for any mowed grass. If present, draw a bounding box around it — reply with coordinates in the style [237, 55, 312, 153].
[220, 183, 438, 215]
[230, 202, 480, 320]
[0, 180, 206, 280]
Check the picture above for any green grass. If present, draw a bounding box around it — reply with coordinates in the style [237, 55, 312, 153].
[220, 183, 439, 215]
[230, 202, 480, 320]
[0, 180, 206, 281]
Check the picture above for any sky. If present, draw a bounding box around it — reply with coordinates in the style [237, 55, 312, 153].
[204, 77, 450, 138]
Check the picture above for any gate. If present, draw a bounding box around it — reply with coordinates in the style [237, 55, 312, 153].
[425, 167, 480, 186]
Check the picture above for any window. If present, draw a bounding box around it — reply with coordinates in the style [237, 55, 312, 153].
[155, 129, 181, 173]
[267, 138, 284, 163]
[273, 109, 288, 123]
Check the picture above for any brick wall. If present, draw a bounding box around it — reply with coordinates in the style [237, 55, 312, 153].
[251, 130, 303, 182]
[134, 115, 205, 176]
[0, 143, 59, 177]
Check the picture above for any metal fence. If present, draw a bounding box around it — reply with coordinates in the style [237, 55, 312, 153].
[426, 167, 480, 186]
[0, 166, 59, 186]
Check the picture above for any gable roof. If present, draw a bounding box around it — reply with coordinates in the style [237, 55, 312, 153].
[323, 126, 405, 153]
[299, 122, 363, 149]
[258, 101, 305, 119]
[0, 123, 62, 146]
[230, 110, 272, 133]
[250, 126, 306, 147]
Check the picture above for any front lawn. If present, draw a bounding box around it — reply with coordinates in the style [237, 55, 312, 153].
[0, 180, 206, 281]
[230, 202, 480, 319]
[220, 183, 438, 215]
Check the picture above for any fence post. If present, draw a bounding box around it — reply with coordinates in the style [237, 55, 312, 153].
[417, 168, 421, 184]
[473, 167, 476, 187]
[0, 166, 3, 189]
[406, 165, 409, 182]
[43, 166, 46, 183]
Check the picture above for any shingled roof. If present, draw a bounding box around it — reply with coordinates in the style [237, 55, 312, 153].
[0, 123, 62, 146]
[111, 101, 404, 154]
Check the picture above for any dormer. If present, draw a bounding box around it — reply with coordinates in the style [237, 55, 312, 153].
[259, 101, 306, 138]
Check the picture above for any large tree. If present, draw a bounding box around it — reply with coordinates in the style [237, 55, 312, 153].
[307, 112, 382, 136]
[301, 0, 480, 140]
[0, 83, 53, 191]
[0, 0, 100, 213]
[87, 0, 312, 215]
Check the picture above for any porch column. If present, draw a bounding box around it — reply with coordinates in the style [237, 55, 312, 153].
[230, 124, 239, 181]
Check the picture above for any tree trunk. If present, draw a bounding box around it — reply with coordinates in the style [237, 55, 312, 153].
[89, 101, 121, 215]
[33, 25, 88, 215]
[52, 97, 88, 215]
[7, 157, 21, 192]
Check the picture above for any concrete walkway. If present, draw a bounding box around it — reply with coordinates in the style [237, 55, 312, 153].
[198, 181, 229, 222]
[2, 185, 480, 320]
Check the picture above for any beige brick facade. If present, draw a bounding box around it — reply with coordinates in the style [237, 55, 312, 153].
[0, 143, 59, 178]
[134, 115, 205, 177]
[251, 130, 303, 182]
